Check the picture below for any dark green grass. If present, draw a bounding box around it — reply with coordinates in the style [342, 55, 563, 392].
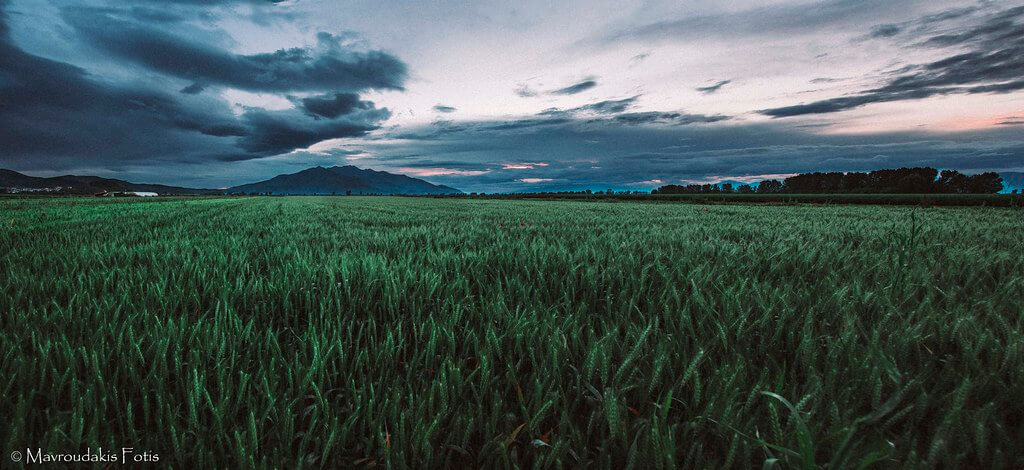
[1, 197, 1022, 468]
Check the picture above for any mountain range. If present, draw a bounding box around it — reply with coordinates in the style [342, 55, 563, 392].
[0, 169, 218, 195]
[226, 166, 460, 195]
[0, 166, 461, 195]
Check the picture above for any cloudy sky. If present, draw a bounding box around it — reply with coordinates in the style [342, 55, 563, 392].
[2, 0, 1023, 192]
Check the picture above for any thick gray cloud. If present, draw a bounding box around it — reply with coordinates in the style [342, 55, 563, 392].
[297, 92, 374, 119]
[763, 5, 1024, 117]
[237, 106, 388, 156]
[0, 2, 245, 167]
[62, 7, 406, 93]
[128, 0, 288, 3]
[180, 82, 205, 94]
[0, 0, 395, 171]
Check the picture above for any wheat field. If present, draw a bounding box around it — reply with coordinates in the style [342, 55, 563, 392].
[2, 196, 1022, 468]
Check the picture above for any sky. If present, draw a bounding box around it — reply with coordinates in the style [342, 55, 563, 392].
[1, 0, 1023, 192]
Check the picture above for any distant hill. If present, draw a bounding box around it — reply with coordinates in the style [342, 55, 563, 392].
[1001, 172, 1024, 193]
[226, 166, 462, 195]
[0, 169, 216, 195]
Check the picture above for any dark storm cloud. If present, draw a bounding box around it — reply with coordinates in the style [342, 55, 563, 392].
[125, 6, 190, 24]
[180, 82, 205, 94]
[0, 0, 395, 170]
[433, 105, 457, 113]
[193, 123, 247, 137]
[128, 0, 289, 4]
[63, 7, 407, 93]
[762, 5, 1024, 117]
[696, 80, 731, 94]
[0, 0, 7, 36]
[551, 79, 597, 95]
[296, 92, 374, 119]
[237, 106, 388, 155]
[0, 2, 244, 167]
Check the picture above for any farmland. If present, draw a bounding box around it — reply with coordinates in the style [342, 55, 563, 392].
[1, 196, 1022, 468]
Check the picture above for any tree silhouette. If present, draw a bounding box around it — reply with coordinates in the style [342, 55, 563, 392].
[757, 180, 783, 193]
[653, 167, 1003, 195]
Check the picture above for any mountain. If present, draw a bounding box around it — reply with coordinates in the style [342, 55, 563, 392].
[1000, 172, 1024, 193]
[226, 166, 462, 195]
[0, 169, 216, 195]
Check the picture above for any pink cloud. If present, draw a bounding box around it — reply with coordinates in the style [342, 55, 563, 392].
[502, 162, 550, 170]
[398, 167, 491, 177]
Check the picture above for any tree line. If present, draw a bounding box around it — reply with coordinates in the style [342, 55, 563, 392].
[652, 167, 1004, 195]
